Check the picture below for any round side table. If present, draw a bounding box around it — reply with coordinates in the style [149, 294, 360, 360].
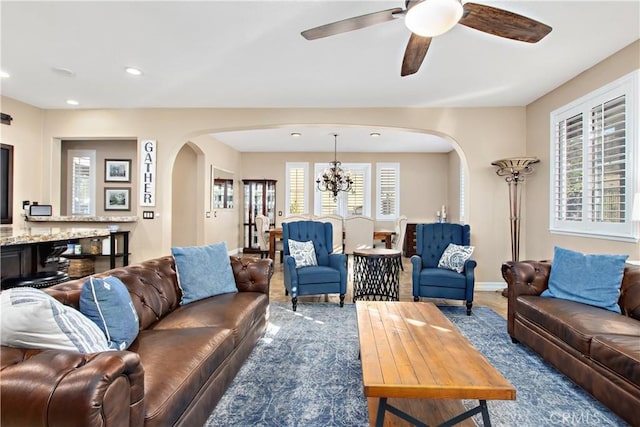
[353, 248, 402, 302]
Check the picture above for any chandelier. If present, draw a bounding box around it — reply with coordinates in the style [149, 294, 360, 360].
[316, 133, 353, 201]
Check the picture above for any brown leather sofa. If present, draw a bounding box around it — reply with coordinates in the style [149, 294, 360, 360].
[502, 260, 640, 426]
[0, 255, 273, 427]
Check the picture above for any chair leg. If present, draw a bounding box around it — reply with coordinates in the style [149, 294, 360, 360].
[466, 301, 473, 316]
[339, 294, 345, 307]
[292, 297, 298, 312]
[413, 296, 420, 302]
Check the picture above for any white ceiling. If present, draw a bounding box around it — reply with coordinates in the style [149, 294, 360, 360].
[2, 1, 639, 152]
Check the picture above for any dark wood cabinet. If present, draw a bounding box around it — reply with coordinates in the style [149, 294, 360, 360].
[403, 223, 418, 257]
[242, 179, 276, 253]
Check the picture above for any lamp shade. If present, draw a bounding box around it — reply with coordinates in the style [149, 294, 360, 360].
[405, 0, 463, 37]
[632, 192, 640, 222]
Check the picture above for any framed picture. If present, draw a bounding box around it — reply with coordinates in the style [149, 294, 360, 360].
[104, 187, 131, 211]
[105, 159, 131, 182]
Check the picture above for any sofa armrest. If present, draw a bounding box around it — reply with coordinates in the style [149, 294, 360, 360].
[230, 256, 273, 294]
[501, 260, 551, 337]
[0, 347, 144, 427]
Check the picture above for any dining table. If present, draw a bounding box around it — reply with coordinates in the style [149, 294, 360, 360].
[268, 228, 393, 261]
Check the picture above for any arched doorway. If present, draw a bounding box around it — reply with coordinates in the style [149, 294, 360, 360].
[171, 143, 202, 247]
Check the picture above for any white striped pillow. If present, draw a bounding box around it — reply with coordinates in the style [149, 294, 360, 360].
[0, 287, 110, 353]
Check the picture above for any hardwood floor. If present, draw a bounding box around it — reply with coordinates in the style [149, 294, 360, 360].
[258, 254, 509, 426]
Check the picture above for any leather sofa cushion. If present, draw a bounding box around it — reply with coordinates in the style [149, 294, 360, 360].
[149, 292, 268, 346]
[591, 334, 640, 387]
[129, 327, 234, 426]
[516, 296, 640, 355]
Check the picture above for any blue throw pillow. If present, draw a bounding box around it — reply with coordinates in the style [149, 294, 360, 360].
[541, 246, 628, 313]
[80, 276, 139, 350]
[171, 242, 237, 305]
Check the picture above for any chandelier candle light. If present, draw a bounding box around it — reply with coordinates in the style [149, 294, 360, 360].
[316, 133, 353, 201]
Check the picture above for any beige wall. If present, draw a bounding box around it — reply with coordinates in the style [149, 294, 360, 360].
[171, 144, 199, 247]
[448, 151, 462, 223]
[0, 97, 44, 222]
[3, 99, 529, 284]
[525, 40, 640, 261]
[240, 151, 451, 231]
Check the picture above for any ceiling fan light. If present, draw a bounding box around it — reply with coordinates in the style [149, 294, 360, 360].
[405, 0, 463, 37]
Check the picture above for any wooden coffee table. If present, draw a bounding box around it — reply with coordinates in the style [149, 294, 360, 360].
[356, 301, 515, 426]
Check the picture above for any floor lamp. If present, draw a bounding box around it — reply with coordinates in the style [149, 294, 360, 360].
[492, 157, 540, 297]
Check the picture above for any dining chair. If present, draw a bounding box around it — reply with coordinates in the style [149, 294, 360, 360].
[392, 215, 408, 270]
[314, 214, 344, 254]
[343, 216, 374, 255]
[254, 214, 270, 258]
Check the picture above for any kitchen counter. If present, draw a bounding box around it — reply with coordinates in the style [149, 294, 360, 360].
[0, 227, 111, 246]
[26, 215, 138, 223]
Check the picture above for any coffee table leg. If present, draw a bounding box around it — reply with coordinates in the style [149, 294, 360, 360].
[480, 400, 491, 426]
[438, 400, 492, 427]
[375, 398, 387, 427]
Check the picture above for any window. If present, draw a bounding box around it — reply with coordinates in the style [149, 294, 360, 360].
[68, 150, 96, 215]
[376, 163, 400, 220]
[550, 71, 638, 241]
[314, 163, 371, 217]
[285, 162, 308, 216]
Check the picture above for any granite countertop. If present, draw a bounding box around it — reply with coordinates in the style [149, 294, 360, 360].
[26, 216, 138, 223]
[0, 227, 112, 246]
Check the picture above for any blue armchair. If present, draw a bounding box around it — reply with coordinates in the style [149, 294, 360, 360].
[411, 223, 477, 315]
[283, 221, 347, 311]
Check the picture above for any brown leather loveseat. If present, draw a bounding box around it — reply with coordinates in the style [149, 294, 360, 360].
[0, 255, 273, 427]
[502, 261, 640, 426]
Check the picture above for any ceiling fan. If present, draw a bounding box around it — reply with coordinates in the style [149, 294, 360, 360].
[301, 0, 552, 77]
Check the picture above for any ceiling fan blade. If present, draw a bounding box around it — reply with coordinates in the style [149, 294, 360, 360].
[401, 33, 432, 77]
[459, 2, 552, 43]
[301, 7, 404, 40]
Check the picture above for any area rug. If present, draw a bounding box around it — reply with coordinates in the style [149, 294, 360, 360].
[206, 302, 627, 427]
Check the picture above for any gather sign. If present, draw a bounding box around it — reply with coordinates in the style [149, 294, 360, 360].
[140, 139, 156, 207]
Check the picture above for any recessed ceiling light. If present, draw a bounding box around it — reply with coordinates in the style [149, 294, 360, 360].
[290, 132, 302, 138]
[370, 132, 381, 138]
[0, 70, 9, 78]
[66, 99, 79, 106]
[125, 67, 143, 76]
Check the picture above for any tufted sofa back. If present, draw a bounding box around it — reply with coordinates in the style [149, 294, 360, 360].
[502, 260, 640, 321]
[47, 256, 181, 330]
[282, 220, 333, 266]
[620, 265, 640, 319]
[416, 223, 471, 269]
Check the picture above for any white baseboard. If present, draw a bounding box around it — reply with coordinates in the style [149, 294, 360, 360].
[475, 282, 506, 292]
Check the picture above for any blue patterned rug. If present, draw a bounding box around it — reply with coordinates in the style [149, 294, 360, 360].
[206, 302, 627, 427]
